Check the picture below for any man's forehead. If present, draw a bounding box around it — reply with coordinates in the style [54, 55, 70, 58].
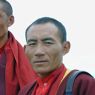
[27, 37, 55, 44]
[27, 33, 56, 40]
[29, 22, 58, 31]
[27, 23, 58, 36]
[27, 30, 61, 43]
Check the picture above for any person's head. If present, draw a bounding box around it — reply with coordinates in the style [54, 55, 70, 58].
[0, 0, 14, 38]
[25, 17, 70, 78]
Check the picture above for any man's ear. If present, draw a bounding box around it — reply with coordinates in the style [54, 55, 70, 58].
[63, 41, 71, 55]
[8, 15, 14, 27]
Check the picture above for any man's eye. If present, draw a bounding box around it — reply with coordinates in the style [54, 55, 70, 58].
[44, 41, 54, 45]
[28, 42, 36, 46]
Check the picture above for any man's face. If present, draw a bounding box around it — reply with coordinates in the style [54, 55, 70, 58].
[25, 23, 65, 78]
[0, 3, 9, 38]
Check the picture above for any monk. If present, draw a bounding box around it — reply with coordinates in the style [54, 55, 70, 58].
[0, 0, 34, 95]
[18, 17, 95, 95]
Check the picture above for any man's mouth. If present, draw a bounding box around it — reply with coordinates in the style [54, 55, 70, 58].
[33, 60, 48, 64]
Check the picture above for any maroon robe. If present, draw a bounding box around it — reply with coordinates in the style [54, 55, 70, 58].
[57, 70, 95, 95]
[18, 65, 95, 95]
[0, 32, 35, 95]
[0, 51, 6, 95]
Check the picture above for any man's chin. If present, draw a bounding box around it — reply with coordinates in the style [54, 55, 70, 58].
[34, 69, 51, 78]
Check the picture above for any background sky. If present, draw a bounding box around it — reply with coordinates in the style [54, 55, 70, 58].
[8, 0, 95, 77]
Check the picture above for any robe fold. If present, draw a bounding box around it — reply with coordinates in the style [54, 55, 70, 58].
[0, 32, 35, 95]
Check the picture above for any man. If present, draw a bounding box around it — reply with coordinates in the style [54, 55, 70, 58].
[0, 0, 35, 95]
[19, 17, 95, 95]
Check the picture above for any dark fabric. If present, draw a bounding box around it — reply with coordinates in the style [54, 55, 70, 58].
[18, 81, 37, 95]
[0, 51, 6, 95]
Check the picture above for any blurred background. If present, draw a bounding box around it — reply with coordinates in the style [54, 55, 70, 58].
[8, 0, 95, 77]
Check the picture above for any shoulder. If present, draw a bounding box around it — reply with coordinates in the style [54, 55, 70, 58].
[73, 70, 95, 85]
[72, 70, 95, 95]
[56, 70, 95, 95]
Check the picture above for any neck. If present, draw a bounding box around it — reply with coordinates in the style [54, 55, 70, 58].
[0, 32, 8, 48]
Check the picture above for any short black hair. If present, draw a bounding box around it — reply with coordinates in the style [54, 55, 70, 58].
[0, 0, 13, 16]
[25, 17, 67, 43]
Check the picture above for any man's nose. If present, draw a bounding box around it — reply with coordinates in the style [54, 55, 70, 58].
[35, 45, 45, 57]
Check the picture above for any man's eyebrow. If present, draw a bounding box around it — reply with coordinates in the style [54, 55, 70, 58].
[27, 39, 37, 43]
[42, 37, 55, 41]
